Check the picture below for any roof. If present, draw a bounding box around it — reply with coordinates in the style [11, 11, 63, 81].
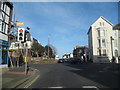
[87, 16, 113, 34]
[100, 16, 113, 26]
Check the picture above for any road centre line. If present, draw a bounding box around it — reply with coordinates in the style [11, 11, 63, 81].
[48, 86, 63, 88]
[82, 86, 99, 90]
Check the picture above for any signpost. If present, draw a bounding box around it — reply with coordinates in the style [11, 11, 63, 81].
[25, 43, 28, 75]
[17, 26, 30, 75]
[16, 22, 24, 27]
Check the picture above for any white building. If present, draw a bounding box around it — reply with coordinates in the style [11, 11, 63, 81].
[113, 24, 120, 63]
[87, 16, 118, 63]
[69, 53, 73, 58]
[55, 55, 59, 60]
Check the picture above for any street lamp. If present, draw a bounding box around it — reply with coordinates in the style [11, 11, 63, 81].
[110, 36, 114, 62]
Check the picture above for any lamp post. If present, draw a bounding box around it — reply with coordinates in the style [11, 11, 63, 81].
[110, 36, 114, 62]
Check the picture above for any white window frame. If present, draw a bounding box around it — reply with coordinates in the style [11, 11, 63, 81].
[98, 39, 101, 48]
[5, 14, 9, 24]
[102, 39, 106, 47]
[6, 5, 10, 16]
[101, 29, 105, 36]
[3, 3, 6, 12]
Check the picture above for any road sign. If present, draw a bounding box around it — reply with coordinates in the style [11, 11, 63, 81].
[16, 22, 24, 26]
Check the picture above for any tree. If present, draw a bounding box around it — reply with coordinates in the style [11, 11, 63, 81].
[45, 45, 55, 58]
[113, 24, 120, 30]
[31, 42, 45, 57]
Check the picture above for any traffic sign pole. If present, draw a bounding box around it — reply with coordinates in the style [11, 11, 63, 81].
[25, 43, 28, 75]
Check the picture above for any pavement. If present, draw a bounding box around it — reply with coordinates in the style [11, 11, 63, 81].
[2, 64, 40, 89]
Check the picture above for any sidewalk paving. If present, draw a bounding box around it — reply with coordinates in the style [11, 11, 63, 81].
[2, 65, 40, 88]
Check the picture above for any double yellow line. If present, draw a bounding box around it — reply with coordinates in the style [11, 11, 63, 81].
[24, 75, 40, 88]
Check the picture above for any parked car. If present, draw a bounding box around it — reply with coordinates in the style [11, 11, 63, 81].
[64, 58, 69, 63]
[70, 58, 83, 64]
[58, 59, 64, 63]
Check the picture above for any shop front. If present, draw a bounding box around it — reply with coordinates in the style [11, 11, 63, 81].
[0, 39, 9, 68]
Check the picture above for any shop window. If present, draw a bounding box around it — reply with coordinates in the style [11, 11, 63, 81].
[2, 47, 8, 64]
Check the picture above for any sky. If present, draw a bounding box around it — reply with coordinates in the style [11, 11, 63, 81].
[11, 1, 118, 58]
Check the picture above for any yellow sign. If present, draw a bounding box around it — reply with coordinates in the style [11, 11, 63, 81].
[24, 57, 26, 62]
[16, 22, 24, 26]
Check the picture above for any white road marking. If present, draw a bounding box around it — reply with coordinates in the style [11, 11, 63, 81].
[48, 86, 63, 88]
[82, 86, 99, 90]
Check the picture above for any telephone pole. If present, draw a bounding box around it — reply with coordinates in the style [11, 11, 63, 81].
[48, 35, 50, 58]
[48, 34, 51, 59]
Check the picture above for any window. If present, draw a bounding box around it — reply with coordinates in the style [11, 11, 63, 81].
[103, 22, 104, 26]
[98, 39, 101, 48]
[97, 30, 100, 37]
[6, 6, 10, 15]
[100, 22, 102, 26]
[0, 3, 10, 34]
[114, 49, 118, 57]
[0, 2, 3, 10]
[5, 15, 9, 24]
[101, 30, 105, 36]
[0, 11, 2, 20]
[0, 20, 2, 31]
[3, 3, 7, 12]
[1, 12, 5, 21]
[102, 39, 106, 47]
[103, 49, 107, 56]
[5, 24, 8, 34]
[99, 49, 101, 56]
[1, 22, 5, 32]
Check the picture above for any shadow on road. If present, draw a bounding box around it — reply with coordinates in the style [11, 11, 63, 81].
[64, 63, 120, 88]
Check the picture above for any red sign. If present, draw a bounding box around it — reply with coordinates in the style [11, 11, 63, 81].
[19, 29, 23, 32]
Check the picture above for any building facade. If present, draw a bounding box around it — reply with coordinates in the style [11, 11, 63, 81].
[113, 24, 120, 63]
[73, 46, 88, 61]
[87, 16, 118, 63]
[0, 0, 13, 68]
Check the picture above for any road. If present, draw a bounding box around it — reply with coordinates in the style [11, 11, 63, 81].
[28, 62, 120, 89]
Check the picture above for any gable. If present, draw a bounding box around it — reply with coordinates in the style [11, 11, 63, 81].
[91, 16, 113, 27]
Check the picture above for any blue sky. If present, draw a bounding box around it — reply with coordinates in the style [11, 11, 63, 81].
[12, 2, 118, 58]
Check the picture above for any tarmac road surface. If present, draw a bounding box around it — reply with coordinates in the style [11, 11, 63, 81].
[28, 63, 120, 89]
